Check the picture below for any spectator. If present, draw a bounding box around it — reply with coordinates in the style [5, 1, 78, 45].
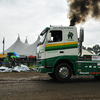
[15, 58, 19, 66]
[27, 57, 30, 67]
[21, 59, 25, 65]
[12, 57, 15, 68]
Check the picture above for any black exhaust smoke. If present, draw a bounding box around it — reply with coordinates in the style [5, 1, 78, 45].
[67, 0, 100, 26]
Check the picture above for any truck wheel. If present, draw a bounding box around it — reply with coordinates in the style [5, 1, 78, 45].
[55, 63, 72, 82]
[48, 73, 55, 79]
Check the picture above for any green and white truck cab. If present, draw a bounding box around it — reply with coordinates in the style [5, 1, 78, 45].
[36, 25, 100, 82]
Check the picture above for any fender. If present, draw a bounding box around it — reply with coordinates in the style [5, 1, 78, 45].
[52, 55, 77, 72]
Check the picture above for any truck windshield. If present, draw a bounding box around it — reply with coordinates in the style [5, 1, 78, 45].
[38, 32, 47, 46]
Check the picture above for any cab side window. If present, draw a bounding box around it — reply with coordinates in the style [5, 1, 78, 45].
[50, 30, 62, 42]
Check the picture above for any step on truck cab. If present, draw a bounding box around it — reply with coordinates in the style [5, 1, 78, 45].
[36, 25, 100, 82]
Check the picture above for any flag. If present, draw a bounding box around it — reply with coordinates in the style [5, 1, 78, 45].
[2, 37, 5, 57]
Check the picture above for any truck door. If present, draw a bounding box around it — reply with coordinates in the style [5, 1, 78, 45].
[45, 30, 65, 59]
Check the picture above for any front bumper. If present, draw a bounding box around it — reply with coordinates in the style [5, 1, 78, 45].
[36, 59, 53, 73]
[37, 67, 47, 73]
[36, 60, 47, 73]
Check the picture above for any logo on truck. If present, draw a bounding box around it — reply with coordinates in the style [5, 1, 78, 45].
[67, 32, 74, 41]
[68, 32, 73, 39]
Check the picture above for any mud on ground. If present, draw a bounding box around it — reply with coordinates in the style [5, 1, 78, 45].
[0, 72, 100, 100]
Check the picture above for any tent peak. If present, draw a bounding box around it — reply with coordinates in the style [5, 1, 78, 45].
[17, 34, 20, 40]
[25, 36, 28, 44]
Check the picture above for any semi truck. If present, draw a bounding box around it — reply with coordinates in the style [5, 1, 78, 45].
[36, 25, 100, 82]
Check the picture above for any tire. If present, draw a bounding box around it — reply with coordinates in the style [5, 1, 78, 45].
[55, 63, 72, 82]
[48, 73, 55, 79]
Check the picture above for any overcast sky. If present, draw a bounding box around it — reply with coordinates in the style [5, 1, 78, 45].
[0, 0, 100, 53]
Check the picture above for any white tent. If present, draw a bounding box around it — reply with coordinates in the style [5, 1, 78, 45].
[1, 36, 40, 56]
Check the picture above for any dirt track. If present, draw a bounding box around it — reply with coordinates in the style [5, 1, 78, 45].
[0, 72, 100, 100]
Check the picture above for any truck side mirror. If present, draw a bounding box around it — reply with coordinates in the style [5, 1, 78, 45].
[78, 27, 84, 57]
[46, 32, 51, 42]
[79, 27, 84, 42]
